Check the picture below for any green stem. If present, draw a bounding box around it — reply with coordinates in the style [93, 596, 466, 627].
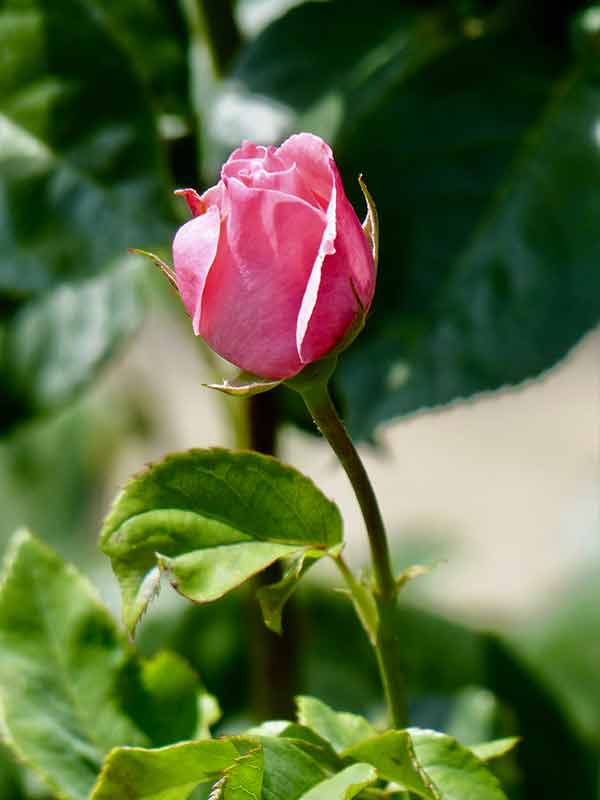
[196, 0, 242, 77]
[297, 378, 407, 729]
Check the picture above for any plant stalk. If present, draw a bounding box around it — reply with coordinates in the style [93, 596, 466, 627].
[196, 0, 242, 77]
[246, 392, 299, 720]
[298, 380, 407, 729]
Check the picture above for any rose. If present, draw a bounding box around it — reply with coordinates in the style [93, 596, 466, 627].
[172, 133, 376, 380]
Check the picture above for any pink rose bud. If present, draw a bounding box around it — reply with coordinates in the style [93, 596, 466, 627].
[172, 133, 376, 380]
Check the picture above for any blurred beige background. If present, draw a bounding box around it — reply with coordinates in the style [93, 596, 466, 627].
[103, 309, 600, 626]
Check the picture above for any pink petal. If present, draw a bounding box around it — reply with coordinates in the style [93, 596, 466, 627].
[277, 133, 334, 210]
[201, 181, 225, 211]
[199, 178, 326, 379]
[223, 151, 320, 208]
[298, 160, 375, 365]
[172, 205, 221, 334]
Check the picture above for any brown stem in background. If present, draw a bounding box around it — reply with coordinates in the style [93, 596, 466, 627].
[247, 391, 300, 720]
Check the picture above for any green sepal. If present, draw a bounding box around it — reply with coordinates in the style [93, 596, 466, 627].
[204, 370, 282, 397]
[359, 174, 379, 275]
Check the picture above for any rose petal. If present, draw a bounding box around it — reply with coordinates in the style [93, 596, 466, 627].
[172, 205, 221, 333]
[277, 133, 334, 209]
[298, 161, 375, 364]
[199, 178, 326, 379]
[223, 151, 320, 208]
[295, 157, 337, 360]
[200, 181, 225, 212]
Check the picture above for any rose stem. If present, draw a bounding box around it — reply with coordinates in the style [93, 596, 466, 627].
[298, 380, 407, 729]
[196, 0, 241, 76]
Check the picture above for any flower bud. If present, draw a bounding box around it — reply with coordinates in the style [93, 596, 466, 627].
[172, 133, 376, 380]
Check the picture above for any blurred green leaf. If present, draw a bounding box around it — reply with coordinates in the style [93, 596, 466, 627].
[0, 745, 26, 800]
[339, 59, 600, 437]
[123, 650, 220, 747]
[90, 739, 249, 800]
[100, 448, 343, 635]
[0, 530, 148, 800]
[0, 257, 145, 432]
[470, 737, 520, 763]
[0, 0, 175, 432]
[218, 0, 600, 437]
[0, 0, 172, 298]
[205, 1, 453, 177]
[514, 567, 600, 745]
[86, 0, 188, 119]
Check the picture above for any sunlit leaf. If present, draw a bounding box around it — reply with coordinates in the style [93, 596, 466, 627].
[90, 739, 249, 800]
[100, 448, 343, 635]
[299, 762, 377, 800]
[344, 729, 509, 799]
[470, 737, 520, 763]
[295, 696, 375, 753]
[0, 531, 147, 800]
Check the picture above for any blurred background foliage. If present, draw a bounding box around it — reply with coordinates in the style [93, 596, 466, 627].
[0, 0, 599, 797]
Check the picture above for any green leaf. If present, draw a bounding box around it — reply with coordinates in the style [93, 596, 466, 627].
[244, 722, 341, 773]
[0, 0, 172, 298]
[259, 737, 328, 800]
[299, 762, 377, 800]
[298, 592, 597, 798]
[0, 530, 148, 800]
[125, 651, 220, 747]
[0, 744, 26, 800]
[409, 729, 509, 800]
[205, 1, 453, 176]
[0, 0, 174, 431]
[341, 731, 428, 797]
[344, 729, 509, 800]
[338, 43, 600, 437]
[295, 696, 375, 753]
[0, 258, 145, 431]
[90, 739, 248, 800]
[214, 745, 263, 800]
[101, 448, 343, 635]
[257, 551, 319, 634]
[79, 0, 188, 120]
[470, 737, 520, 763]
